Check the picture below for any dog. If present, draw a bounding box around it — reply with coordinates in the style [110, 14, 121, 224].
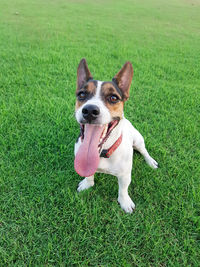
[74, 58, 158, 213]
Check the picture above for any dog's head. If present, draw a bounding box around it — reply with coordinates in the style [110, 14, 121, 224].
[75, 58, 133, 125]
[74, 59, 133, 177]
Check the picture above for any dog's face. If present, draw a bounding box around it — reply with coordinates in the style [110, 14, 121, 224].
[75, 59, 133, 126]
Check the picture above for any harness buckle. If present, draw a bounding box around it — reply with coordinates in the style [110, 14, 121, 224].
[100, 149, 109, 158]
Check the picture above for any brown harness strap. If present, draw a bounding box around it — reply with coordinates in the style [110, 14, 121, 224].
[100, 134, 122, 158]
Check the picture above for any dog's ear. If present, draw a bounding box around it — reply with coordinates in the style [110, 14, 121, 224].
[77, 58, 93, 90]
[113, 62, 133, 101]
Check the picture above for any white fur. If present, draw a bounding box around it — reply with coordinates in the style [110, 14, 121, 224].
[75, 81, 158, 213]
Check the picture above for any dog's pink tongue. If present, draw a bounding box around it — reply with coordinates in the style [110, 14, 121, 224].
[74, 124, 104, 177]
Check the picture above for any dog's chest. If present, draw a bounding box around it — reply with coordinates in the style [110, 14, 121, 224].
[97, 138, 133, 176]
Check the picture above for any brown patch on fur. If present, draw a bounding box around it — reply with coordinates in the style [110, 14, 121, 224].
[75, 101, 83, 110]
[101, 82, 124, 119]
[75, 80, 97, 110]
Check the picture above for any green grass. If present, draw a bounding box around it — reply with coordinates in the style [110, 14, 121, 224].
[0, 0, 200, 265]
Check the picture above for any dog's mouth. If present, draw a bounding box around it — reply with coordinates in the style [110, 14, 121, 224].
[74, 120, 119, 177]
[80, 120, 119, 150]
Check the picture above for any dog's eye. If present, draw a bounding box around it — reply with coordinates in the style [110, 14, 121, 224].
[108, 95, 119, 103]
[78, 91, 86, 101]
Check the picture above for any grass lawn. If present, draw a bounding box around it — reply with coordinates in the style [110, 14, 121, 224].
[0, 0, 200, 265]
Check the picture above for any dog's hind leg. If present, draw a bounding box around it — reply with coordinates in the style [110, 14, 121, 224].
[132, 131, 158, 169]
[77, 175, 94, 192]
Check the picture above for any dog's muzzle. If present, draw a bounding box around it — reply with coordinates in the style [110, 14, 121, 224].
[82, 104, 100, 123]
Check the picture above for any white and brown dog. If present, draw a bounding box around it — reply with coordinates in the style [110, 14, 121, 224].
[74, 58, 158, 213]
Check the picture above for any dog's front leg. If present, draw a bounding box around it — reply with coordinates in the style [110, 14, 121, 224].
[77, 175, 94, 192]
[117, 173, 135, 213]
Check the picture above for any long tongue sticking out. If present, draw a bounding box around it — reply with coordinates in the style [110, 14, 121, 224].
[74, 124, 105, 177]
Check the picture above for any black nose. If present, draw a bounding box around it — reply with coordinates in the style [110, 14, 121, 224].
[82, 105, 100, 122]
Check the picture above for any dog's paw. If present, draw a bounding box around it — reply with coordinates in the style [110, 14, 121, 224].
[145, 156, 158, 169]
[77, 178, 94, 192]
[118, 195, 135, 213]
